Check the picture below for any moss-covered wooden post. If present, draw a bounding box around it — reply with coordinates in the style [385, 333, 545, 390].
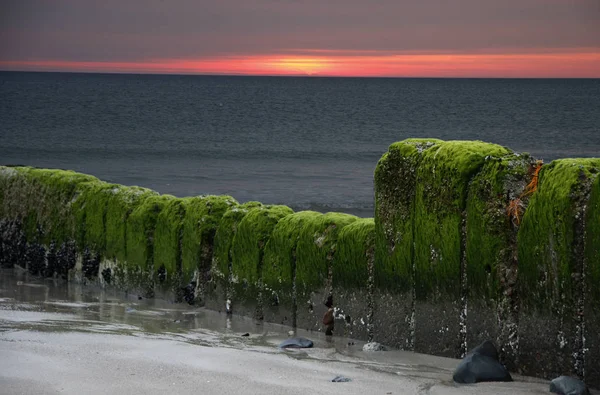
[211, 202, 262, 313]
[294, 212, 357, 333]
[153, 197, 186, 298]
[465, 152, 535, 370]
[413, 141, 510, 358]
[181, 195, 238, 306]
[518, 159, 600, 386]
[333, 218, 375, 341]
[374, 139, 441, 350]
[262, 210, 321, 326]
[230, 205, 293, 320]
[585, 172, 600, 389]
[102, 185, 158, 287]
[125, 194, 174, 297]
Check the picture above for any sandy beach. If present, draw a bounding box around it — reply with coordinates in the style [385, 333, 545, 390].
[0, 269, 577, 395]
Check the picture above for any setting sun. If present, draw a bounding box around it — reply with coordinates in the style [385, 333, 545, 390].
[265, 57, 333, 76]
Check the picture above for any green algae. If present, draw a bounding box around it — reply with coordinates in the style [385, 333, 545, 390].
[374, 138, 443, 292]
[334, 218, 375, 289]
[0, 167, 98, 245]
[104, 186, 159, 263]
[153, 198, 186, 285]
[230, 205, 294, 287]
[465, 153, 533, 299]
[518, 158, 600, 308]
[125, 194, 175, 275]
[586, 174, 600, 305]
[262, 210, 322, 290]
[212, 202, 262, 281]
[180, 195, 238, 284]
[295, 212, 358, 292]
[413, 140, 511, 299]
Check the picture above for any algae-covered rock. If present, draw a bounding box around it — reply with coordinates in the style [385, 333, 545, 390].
[518, 158, 600, 382]
[230, 204, 293, 319]
[333, 218, 375, 340]
[262, 210, 321, 325]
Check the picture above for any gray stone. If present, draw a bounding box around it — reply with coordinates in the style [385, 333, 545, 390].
[549, 376, 590, 395]
[453, 340, 512, 384]
[278, 337, 313, 349]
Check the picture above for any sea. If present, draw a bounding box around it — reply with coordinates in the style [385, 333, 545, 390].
[1, 71, 599, 218]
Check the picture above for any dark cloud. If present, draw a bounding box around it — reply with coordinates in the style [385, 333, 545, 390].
[0, 0, 598, 62]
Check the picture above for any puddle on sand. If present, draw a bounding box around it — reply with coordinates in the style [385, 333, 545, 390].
[0, 268, 555, 393]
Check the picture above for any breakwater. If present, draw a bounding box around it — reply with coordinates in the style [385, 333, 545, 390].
[0, 139, 598, 388]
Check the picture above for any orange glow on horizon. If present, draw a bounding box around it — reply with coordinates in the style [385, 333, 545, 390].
[1, 50, 599, 78]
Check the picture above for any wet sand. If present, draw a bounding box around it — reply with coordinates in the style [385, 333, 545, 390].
[0, 269, 572, 394]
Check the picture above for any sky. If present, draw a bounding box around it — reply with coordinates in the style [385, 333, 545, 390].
[1, 0, 599, 77]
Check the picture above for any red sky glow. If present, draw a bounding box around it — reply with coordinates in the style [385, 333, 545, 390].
[1, 0, 599, 78]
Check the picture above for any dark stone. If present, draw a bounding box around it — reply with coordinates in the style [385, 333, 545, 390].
[470, 340, 499, 360]
[332, 376, 351, 382]
[278, 337, 314, 349]
[241, 333, 250, 337]
[549, 376, 590, 395]
[453, 340, 512, 384]
[181, 281, 196, 305]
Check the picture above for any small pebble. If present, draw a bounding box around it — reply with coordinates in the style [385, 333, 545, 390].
[332, 376, 351, 382]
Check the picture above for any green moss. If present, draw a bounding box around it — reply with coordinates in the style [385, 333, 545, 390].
[125, 194, 175, 272]
[413, 140, 511, 299]
[154, 198, 186, 284]
[295, 212, 358, 291]
[518, 158, 600, 308]
[105, 186, 159, 263]
[466, 153, 533, 299]
[334, 218, 375, 289]
[212, 201, 262, 281]
[0, 167, 98, 245]
[72, 180, 120, 253]
[262, 211, 322, 290]
[374, 138, 443, 291]
[586, 173, 600, 305]
[180, 195, 238, 282]
[231, 205, 294, 286]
